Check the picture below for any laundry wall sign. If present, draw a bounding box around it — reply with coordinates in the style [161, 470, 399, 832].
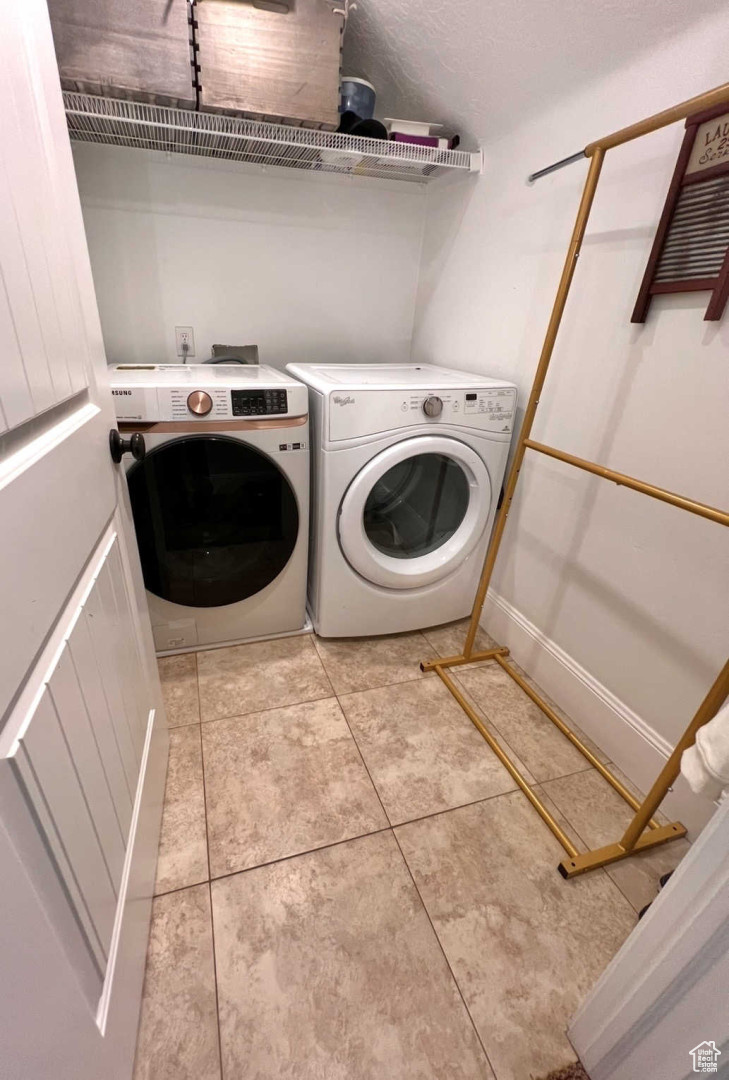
[632, 103, 729, 322]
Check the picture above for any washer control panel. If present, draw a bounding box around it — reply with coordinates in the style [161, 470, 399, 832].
[109, 378, 304, 421]
[231, 388, 288, 416]
[463, 389, 513, 423]
[329, 386, 517, 442]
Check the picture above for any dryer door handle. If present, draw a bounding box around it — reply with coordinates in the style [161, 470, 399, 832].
[109, 429, 146, 464]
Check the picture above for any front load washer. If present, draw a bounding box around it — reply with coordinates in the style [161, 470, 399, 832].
[286, 363, 517, 637]
[110, 364, 309, 652]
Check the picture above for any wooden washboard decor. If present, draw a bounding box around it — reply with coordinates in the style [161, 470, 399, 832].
[632, 103, 729, 321]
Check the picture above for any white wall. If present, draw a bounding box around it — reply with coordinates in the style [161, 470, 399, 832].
[73, 143, 426, 369]
[412, 12, 729, 832]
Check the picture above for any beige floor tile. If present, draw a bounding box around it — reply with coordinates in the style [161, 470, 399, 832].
[340, 679, 516, 825]
[541, 770, 690, 913]
[158, 653, 199, 728]
[509, 660, 611, 765]
[451, 673, 539, 785]
[457, 662, 590, 781]
[421, 617, 499, 665]
[197, 634, 332, 723]
[155, 727, 208, 895]
[202, 697, 387, 877]
[212, 832, 494, 1080]
[313, 631, 437, 695]
[530, 782, 589, 856]
[602, 761, 669, 824]
[133, 884, 220, 1080]
[395, 793, 636, 1080]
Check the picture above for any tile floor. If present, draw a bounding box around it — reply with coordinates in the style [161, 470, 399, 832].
[136, 621, 689, 1080]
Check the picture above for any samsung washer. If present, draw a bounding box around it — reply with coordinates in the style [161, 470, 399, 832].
[110, 364, 309, 652]
[286, 362, 517, 637]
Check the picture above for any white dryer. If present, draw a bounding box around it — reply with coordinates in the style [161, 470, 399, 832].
[110, 364, 309, 652]
[286, 363, 517, 637]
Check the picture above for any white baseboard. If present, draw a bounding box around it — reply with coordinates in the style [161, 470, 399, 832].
[482, 590, 714, 839]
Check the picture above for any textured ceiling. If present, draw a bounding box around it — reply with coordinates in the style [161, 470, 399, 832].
[342, 0, 724, 145]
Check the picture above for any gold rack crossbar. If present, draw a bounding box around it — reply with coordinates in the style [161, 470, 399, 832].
[523, 440, 729, 527]
[422, 81, 729, 878]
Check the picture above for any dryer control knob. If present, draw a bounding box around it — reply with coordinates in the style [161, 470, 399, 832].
[187, 390, 213, 416]
[422, 395, 443, 418]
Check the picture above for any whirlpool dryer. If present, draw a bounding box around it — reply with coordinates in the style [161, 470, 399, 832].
[110, 364, 309, 652]
[286, 362, 517, 637]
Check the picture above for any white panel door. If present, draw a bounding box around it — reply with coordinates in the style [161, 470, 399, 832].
[0, 4, 168, 1079]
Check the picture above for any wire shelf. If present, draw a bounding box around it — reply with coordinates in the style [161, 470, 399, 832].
[63, 93, 481, 184]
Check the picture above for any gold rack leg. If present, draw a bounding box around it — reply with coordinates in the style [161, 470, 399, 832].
[557, 823, 687, 877]
[559, 658, 729, 877]
[432, 649, 694, 872]
[433, 663, 580, 859]
[420, 646, 509, 672]
[492, 654, 660, 829]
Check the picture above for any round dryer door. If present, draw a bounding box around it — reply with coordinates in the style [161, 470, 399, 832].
[127, 435, 299, 608]
[338, 435, 491, 589]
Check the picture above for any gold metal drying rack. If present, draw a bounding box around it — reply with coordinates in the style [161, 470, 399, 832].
[421, 81, 729, 878]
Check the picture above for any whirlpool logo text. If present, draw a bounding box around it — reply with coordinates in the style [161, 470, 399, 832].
[332, 395, 355, 406]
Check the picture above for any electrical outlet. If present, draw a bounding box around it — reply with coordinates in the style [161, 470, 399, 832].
[175, 325, 195, 358]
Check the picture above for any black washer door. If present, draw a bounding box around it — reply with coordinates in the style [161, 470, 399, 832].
[127, 436, 298, 608]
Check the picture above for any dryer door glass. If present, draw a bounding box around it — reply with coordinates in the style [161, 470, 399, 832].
[364, 454, 469, 559]
[127, 436, 298, 608]
[338, 435, 492, 590]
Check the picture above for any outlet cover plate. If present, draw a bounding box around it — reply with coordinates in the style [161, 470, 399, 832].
[175, 325, 195, 357]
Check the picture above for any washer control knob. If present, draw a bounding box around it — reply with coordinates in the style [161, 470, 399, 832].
[422, 395, 443, 418]
[187, 390, 213, 416]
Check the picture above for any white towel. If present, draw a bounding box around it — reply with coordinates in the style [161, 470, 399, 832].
[681, 700, 729, 801]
